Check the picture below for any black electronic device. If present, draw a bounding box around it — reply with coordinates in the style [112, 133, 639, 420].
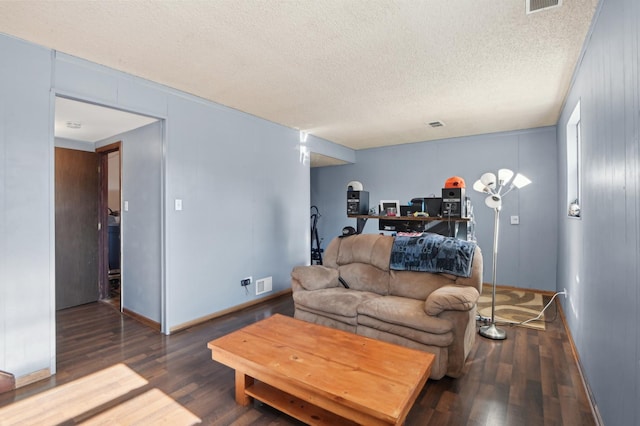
[410, 197, 442, 217]
[399, 205, 414, 216]
[441, 188, 466, 217]
[378, 218, 425, 232]
[338, 276, 350, 288]
[347, 190, 369, 215]
[426, 198, 443, 217]
[409, 198, 426, 213]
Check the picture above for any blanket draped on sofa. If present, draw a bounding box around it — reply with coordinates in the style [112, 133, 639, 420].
[389, 233, 477, 277]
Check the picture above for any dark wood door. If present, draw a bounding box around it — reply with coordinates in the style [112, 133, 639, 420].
[55, 147, 99, 310]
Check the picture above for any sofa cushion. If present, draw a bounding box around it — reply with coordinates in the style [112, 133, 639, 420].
[357, 326, 450, 379]
[295, 308, 359, 329]
[292, 287, 382, 318]
[357, 296, 454, 347]
[291, 265, 340, 291]
[424, 285, 480, 315]
[333, 234, 393, 271]
[337, 263, 390, 295]
[357, 296, 454, 335]
[389, 269, 456, 300]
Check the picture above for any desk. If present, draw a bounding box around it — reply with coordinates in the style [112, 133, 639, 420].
[348, 214, 471, 238]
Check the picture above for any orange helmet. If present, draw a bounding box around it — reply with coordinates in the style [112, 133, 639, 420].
[445, 176, 466, 188]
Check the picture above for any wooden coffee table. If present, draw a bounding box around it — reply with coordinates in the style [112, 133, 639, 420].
[207, 314, 434, 425]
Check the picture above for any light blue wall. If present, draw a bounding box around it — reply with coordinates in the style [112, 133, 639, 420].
[0, 32, 311, 380]
[164, 94, 309, 328]
[53, 57, 310, 332]
[557, 0, 639, 424]
[97, 122, 163, 322]
[307, 133, 356, 164]
[0, 35, 54, 377]
[311, 127, 559, 291]
[53, 54, 311, 332]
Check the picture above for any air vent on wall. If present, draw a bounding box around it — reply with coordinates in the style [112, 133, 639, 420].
[256, 276, 272, 295]
[526, 0, 561, 14]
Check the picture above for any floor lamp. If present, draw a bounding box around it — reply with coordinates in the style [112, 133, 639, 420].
[473, 169, 531, 340]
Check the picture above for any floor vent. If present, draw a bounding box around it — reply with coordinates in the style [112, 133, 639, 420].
[256, 276, 273, 295]
[526, 0, 561, 14]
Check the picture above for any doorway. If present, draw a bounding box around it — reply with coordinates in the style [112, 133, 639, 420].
[97, 142, 122, 310]
[54, 97, 161, 319]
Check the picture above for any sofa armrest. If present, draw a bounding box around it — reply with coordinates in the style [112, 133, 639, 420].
[291, 265, 340, 291]
[424, 285, 480, 316]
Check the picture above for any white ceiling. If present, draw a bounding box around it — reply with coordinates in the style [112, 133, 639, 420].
[55, 97, 158, 143]
[0, 0, 597, 153]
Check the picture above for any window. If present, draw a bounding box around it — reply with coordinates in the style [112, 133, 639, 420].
[566, 100, 581, 217]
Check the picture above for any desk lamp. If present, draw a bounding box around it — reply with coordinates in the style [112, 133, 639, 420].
[473, 169, 531, 340]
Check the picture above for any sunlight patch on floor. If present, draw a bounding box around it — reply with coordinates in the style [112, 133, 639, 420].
[83, 388, 201, 425]
[0, 363, 201, 425]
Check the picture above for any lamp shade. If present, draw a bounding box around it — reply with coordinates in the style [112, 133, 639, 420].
[512, 173, 532, 188]
[473, 179, 487, 193]
[480, 172, 497, 189]
[498, 168, 514, 185]
[485, 194, 502, 209]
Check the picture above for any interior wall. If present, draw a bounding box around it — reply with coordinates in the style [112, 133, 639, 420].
[97, 122, 162, 322]
[556, 0, 639, 424]
[307, 134, 356, 164]
[164, 95, 309, 328]
[0, 35, 54, 377]
[311, 127, 559, 291]
[53, 51, 310, 332]
[1, 31, 311, 378]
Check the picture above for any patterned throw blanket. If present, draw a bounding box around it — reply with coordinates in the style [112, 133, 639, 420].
[390, 233, 477, 277]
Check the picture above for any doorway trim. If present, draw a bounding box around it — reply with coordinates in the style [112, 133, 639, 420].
[51, 91, 168, 337]
[97, 142, 122, 307]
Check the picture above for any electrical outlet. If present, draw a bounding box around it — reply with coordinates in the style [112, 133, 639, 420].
[241, 277, 252, 287]
[563, 288, 568, 299]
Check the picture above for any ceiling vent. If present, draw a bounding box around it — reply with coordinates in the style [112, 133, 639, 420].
[427, 121, 445, 128]
[526, 0, 561, 14]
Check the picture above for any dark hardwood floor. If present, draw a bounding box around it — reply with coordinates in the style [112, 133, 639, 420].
[0, 293, 595, 425]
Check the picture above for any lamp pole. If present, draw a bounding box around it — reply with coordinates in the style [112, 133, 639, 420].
[479, 206, 506, 340]
[474, 169, 530, 340]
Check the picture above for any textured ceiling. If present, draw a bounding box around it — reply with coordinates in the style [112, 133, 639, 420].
[0, 1, 597, 150]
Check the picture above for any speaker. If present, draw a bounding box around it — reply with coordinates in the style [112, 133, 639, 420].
[441, 188, 466, 217]
[425, 198, 442, 217]
[347, 190, 369, 215]
[411, 197, 442, 217]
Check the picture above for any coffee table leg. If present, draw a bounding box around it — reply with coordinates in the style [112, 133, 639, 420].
[235, 370, 254, 406]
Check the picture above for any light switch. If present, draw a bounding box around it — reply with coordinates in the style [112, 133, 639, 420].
[175, 199, 183, 211]
[510, 215, 519, 225]
[124, 201, 129, 212]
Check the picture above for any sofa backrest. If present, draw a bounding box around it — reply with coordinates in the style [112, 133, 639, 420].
[324, 234, 483, 300]
[323, 234, 392, 295]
